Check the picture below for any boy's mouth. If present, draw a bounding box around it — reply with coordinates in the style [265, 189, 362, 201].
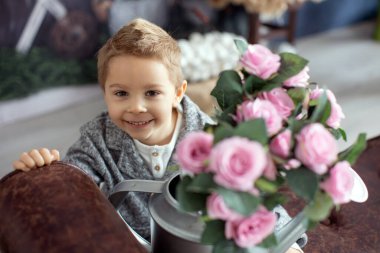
[125, 119, 153, 126]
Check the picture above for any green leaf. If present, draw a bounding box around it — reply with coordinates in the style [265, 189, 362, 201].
[201, 220, 226, 244]
[211, 70, 243, 111]
[257, 176, 286, 209]
[261, 193, 287, 210]
[213, 119, 268, 145]
[287, 118, 307, 134]
[304, 191, 334, 221]
[319, 100, 331, 124]
[310, 91, 330, 123]
[216, 187, 260, 216]
[234, 119, 268, 145]
[287, 87, 307, 105]
[286, 168, 319, 201]
[330, 127, 347, 141]
[271, 52, 309, 83]
[176, 176, 208, 212]
[257, 233, 277, 248]
[234, 38, 248, 56]
[213, 123, 235, 144]
[338, 133, 367, 165]
[255, 178, 280, 193]
[308, 96, 319, 106]
[339, 128, 347, 141]
[330, 128, 340, 140]
[240, 69, 251, 80]
[188, 173, 217, 193]
[217, 106, 238, 125]
[244, 75, 267, 94]
[303, 219, 320, 230]
[290, 102, 304, 120]
[261, 82, 283, 92]
[244, 76, 283, 96]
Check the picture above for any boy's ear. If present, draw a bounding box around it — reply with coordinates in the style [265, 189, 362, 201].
[176, 80, 187, 103]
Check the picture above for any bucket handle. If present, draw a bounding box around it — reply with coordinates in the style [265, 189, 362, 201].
[109, 178, 170, 253]
[109, 179, 166, 210]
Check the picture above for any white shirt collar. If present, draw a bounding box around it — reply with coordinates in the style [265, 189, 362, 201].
[133, 106, 183, 178]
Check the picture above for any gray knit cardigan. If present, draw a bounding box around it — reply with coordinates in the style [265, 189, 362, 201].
[63, 95, 307, 247]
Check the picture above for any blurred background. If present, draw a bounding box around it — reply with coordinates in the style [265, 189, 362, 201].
[1, 0, 380, 177]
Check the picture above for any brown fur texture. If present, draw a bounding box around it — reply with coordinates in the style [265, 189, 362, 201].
[0, 162, 147, 253]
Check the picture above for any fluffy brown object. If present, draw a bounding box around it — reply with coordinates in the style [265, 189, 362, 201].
[0, 162, 148, 253]
[208, 0, 322, 18]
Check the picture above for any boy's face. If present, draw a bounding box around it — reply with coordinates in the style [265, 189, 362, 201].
[104, 54, 186, 146]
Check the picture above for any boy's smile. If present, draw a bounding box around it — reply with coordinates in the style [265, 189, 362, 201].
[125, 120, 154, 127]
[104, 54, 186, 146]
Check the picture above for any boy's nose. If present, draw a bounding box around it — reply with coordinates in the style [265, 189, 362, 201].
[126, 97, 147, 113]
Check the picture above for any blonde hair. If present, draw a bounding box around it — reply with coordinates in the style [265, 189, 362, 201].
[97, 18, 183, 89]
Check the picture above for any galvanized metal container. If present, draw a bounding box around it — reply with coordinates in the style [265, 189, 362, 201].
[109, 173, 307, 253]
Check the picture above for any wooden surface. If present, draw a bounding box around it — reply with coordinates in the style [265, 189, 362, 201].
[186, 78, 218, 116]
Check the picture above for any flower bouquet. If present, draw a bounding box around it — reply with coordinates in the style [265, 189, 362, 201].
[174, 39, 367, 252]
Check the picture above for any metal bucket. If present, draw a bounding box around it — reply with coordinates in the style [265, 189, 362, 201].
[109, 173, 307, 253]
[109, 173, 212, 253]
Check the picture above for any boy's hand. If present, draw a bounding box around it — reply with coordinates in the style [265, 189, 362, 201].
[286, 247, 304, 253]
[12, 148, 60, 171]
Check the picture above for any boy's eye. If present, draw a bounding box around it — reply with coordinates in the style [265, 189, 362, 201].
[114, 91, 127, 97]
[146, 90, 160, 96]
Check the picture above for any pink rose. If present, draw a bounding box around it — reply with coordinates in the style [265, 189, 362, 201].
[283, 66, 310, 87]
[239, 44, 280, 79]
[310, 88, 345, 129]
[263, 154, 277, 180]
[310, 89, 345, 129]
[269, 129, 292, 158]
[283, 159, 301, 170]
[295, 123, 338, 174]
[225, 207, 277, 248]
[327, 102, 345, 129]
[206, 193, 243, 221]
[236, 99, 282, 136]
[310, 88, 336, 102]
[209, 137, 266, 191]
[259, 88, 295, 118]
[320, 161, 354, 204]
[175, 131, 213, 174]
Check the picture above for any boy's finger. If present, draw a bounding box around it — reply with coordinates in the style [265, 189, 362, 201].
[12, 160, 30, 171]
[20, 152, 36, 168]
[39, 148, 53, 165]
[29, 149, 44, 167]
[51, 149, 60, 161]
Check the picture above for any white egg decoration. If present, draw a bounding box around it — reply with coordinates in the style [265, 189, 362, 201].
[178, 31, 242, 82]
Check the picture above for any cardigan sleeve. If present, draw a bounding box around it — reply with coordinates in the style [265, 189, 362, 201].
[63, 132, 104, 185]
[62, 115, 125, 192]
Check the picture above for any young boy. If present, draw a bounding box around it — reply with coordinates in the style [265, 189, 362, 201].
[13, 18, 305, 252]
